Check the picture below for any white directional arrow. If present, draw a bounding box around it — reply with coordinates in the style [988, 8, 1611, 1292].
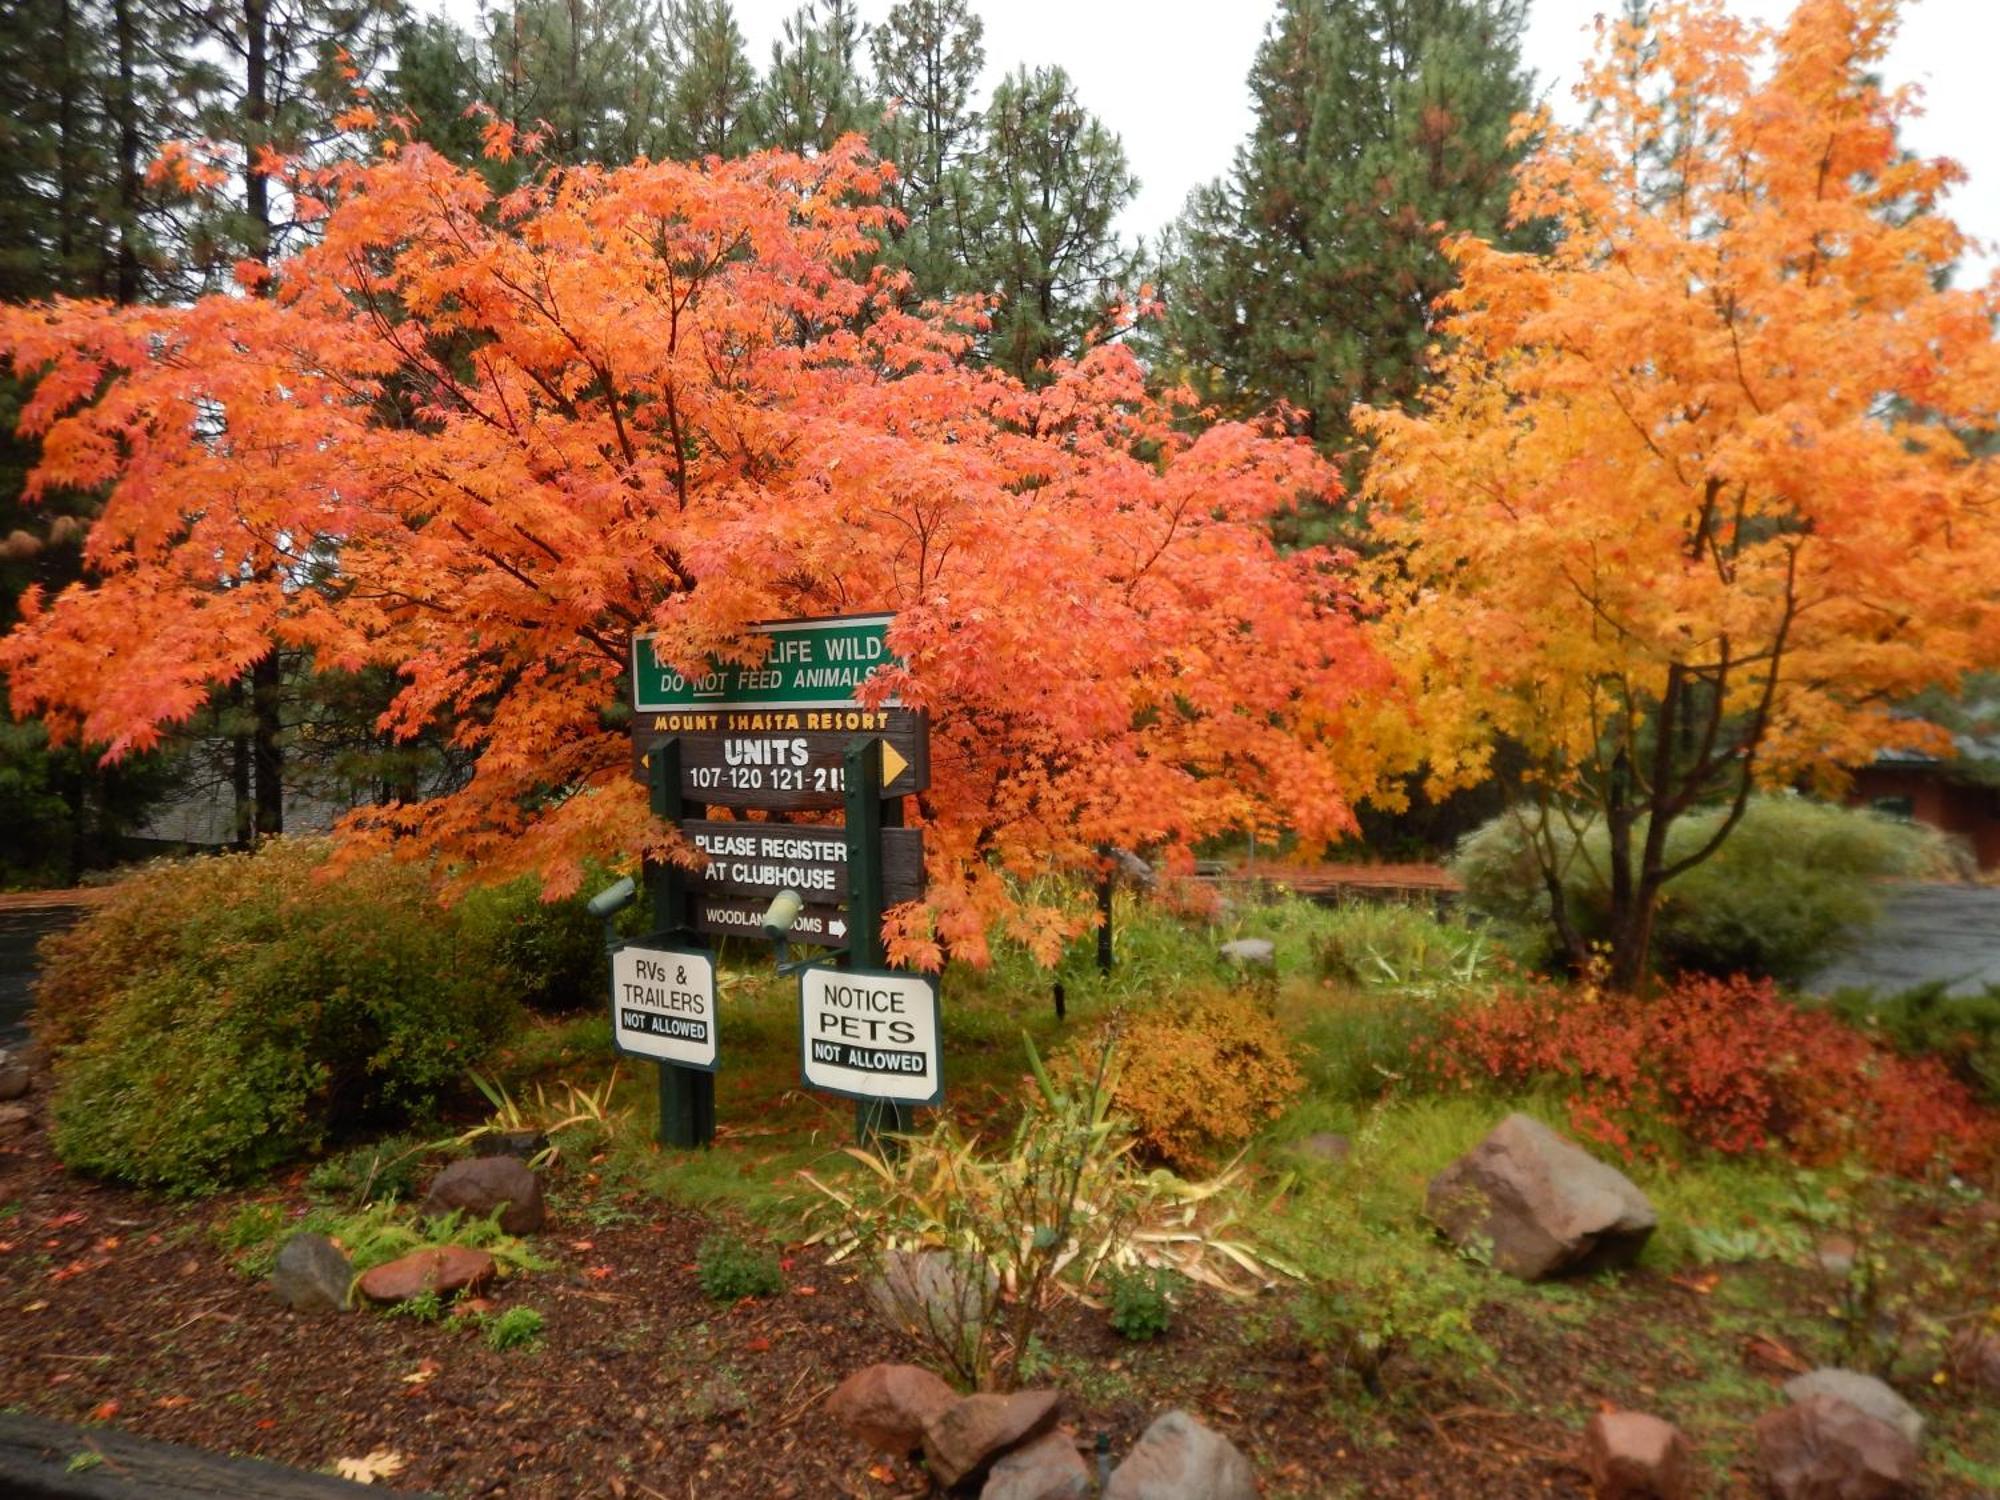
[829, 917, 847, 939]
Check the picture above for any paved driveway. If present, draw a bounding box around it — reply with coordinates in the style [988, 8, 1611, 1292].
[1806, 882, 2000, 998]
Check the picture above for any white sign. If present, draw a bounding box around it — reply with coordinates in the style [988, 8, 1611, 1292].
[798, 965, 942, 1106]
[610, 945, 717, 1070]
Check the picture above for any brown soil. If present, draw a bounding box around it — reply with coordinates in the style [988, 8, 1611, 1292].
[2, 1098, 1993, 1499]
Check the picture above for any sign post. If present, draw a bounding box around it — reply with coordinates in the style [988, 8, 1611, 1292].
[644, 742, 714, 1149]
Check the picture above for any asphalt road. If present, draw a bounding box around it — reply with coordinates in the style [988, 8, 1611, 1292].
[0, 908, 80, 1044]
[1806, 882, 2000, 998]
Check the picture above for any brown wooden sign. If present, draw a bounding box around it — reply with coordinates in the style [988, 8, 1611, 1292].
[686, 895, 853, 943]
[679, 819, 925, 906]
[631, 710, 928, 810]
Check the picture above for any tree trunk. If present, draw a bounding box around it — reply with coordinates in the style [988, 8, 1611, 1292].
[112, 0, 141, 305]
[252, 649, 283, 838]
[231, 679, 254, 849]
[244, 0, 270, 263]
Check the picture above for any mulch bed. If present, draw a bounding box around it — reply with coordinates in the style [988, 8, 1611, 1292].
[2, 1089, 1992, 1498]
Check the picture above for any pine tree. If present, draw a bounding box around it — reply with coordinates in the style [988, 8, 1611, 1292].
[760, 0, 873, 155]
[1156, 0, 1535, 469]
[973, 64, 1137, 380]
[868, 0, 985, 302]
[472, 0, 676, 167]
[663, 0, 761, 159]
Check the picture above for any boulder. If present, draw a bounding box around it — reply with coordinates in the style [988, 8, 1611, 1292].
[1582, 1410, 1693, 1500]
[0, 1102, 32, 1133]
[981, 1428, 1090, 1500]
[419, 1155, 545, 1234]
[357, 1246, 495, 1304]
[1425, 1113, 1656, 1280]
[0, 1048, 29, 1101]
[826, 1363, 958, 1455]
[1781, 1370, 1923, 1448]
[269, 1232, 354, 1314]
[868, 1248, 997, 1352]
[1104, 1410, 1257, 1500]
[1218, 938, 1276, 971]
[923, 1389, 1061, 1490]
[1755, 1394, 1918, 1500]
[1814, 1236, 1859, 1278]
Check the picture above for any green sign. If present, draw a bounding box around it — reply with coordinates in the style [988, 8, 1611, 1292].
[632, 613, 900, 713]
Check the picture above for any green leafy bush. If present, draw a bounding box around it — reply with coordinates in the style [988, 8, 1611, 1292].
[305, 1134, 434, 1206]
[1310, 901, 1495, 991]
[37, 839, 519, 1193]
[481, 1305, 545, 1351]
[695, 1231, 784, 1301]
[1105, 1264, 1178, 1342]
[1451, 796, 1944, 982]
[1814, 980, 2000, 1105]
[455, 877, 606, 1013]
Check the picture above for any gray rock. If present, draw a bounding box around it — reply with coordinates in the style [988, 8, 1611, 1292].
[0, 1049, 29, 1101]
[867, 1249, 997, 1356]
[419, 1155, 545, 1235]
[1218, 938, 1276, 971]
[1426, 1113, 1656, 1280]
[1582, 1410, 1693, 1499]
[1105, 1410, 1257, 1500]
[1109, 849, 1156, 891]
[1783, 1369, 1924, 1448]
[1755, 1394, 1918, 1500]
[981, 1428, 1089, 1500]
[923, 1389, 1061, 1490]
[269, 1232, 354, 1313]
[826, 1363, 958, 1455]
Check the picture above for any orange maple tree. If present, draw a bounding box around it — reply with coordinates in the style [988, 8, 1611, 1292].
[1359, 0, 2000, 988]
[0, 137, 1390, 966]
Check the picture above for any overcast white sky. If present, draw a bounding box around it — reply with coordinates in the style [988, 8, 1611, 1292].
[437, 0, 2000, 286]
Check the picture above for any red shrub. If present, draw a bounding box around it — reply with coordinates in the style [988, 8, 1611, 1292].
[1427, 975, 1995, 1176]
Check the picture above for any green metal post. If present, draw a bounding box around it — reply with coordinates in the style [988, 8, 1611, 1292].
[844, 736, 909, 1145]
[648, 741, 714, 1149]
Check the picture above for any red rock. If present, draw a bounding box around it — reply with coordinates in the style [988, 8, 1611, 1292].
[1755, 1394, 1918, 1500]
[923, 1389, 1061, 1489]
[1583, 1410, 1693, 1499]
[357, 1246, 495, 1304]
[420, 1156, 545, 1235]
[827, 1363, 959, 1455]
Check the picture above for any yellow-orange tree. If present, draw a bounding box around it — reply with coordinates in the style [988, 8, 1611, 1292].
[1361, 0, 2000, 989]
[0, 137, 1389, 966]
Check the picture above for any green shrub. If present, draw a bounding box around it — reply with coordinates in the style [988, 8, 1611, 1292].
[695, 1232, 783, 1301]
[38, 839, 518, 1193]
[1310, 901, 1496, 991]
[455, 877, 607, 1013]
[1451, 796, 1943, 982]
[305, 1134, 433, 1206]
[1105, 1264, 1178, 1342]
[1813, 980, 2000, 1105]
[481, 1305, 545, 1351]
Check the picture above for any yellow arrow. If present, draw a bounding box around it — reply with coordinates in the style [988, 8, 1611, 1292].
[880, 742, 909, 788]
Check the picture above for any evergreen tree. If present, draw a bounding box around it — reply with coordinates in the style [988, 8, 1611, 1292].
[472, 0, 676, 167]
[760, 0, 873, 155]
[868, 0, 985, 301]
[1156, 0, 1536, 470]
[663, 0, 761, 159]
[973, 64, 1137, 380]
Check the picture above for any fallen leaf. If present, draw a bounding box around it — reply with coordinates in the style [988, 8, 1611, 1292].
[743, 1337, 771, 1354]
[792, 1285, 816, 1297]
[334, 1450, 408, 1485]
[568, 1240, 595, 1252]
[89, 1400, 119, 1422]
[867, 1462, 897, 1484]
[154, 1396, 194, 1410]
[585, 1265, 614, 1281]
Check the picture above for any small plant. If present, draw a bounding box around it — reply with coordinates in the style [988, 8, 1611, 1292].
[1105, 1264, 1178, 1342]
[481, 1305, 545, 1351]
[801, 1032, 1287, 1389]
[387, 1289, 445, 1323]
[306, 1135, 430, 1207]
[442, 1067, 626, 1170]
[695, 1232, 784, 1302]
[214, 1202, 290, 1258]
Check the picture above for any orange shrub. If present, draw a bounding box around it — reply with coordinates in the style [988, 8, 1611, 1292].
[1426, 975, 1995, 1176]
[1068, 991, 1304, 1173]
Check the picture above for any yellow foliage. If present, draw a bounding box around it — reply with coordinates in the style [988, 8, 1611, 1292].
[1066, 991, 1304, 1174]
